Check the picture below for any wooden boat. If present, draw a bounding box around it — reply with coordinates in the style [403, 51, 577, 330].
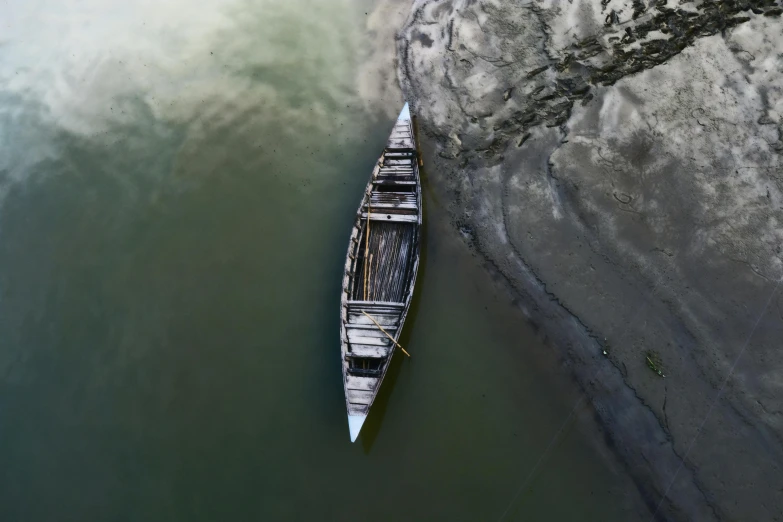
[340, 103, 422, 442]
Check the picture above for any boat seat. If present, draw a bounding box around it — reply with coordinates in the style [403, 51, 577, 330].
[348, 344, 392, 358]
[383, 158, 414, 167]
[345, 306, 400, 326]
[365, 192, 417, 211]
[360, 212, 418, 223]
[372, 179, 417, 186]
[344, 323, 399, 334]
[378, 166, 414, 177]
[346, 300, 405, 311]
[345, 300, 405, 310]
[378, 167, 414, 173]
[377, 173, 414, 182]
[346, 387, 376, 404]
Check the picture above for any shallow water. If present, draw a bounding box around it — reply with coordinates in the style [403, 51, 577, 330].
[0, 1, 645, 520]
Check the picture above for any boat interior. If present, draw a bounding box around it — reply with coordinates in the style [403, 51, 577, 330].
[343, 117, 420, 388]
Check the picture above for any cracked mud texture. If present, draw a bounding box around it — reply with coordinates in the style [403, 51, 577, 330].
[397, 1, 783, 521]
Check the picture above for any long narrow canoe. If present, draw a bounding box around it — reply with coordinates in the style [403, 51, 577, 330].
[339, 103, 422, 442]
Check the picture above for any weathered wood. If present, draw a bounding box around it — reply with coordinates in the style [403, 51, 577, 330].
[379, 172, 414, 176]
[366, 200, 415, 208]
[348, 305, 401, 317]
[379, 167, 414, 172]
[365, 204, 417, 212]
[340, 102, 421, 437]
[383, 162, 414, 167]
[347, 300, 404, 308]
[377, 175, 413, 180]
[348, 344, 392, 358]
[371, 192, 416, 200]
[357, 304, 402, 316]
[368, 196, 417, 204]
[363, 220, 371, 301]
[346, 329, 393, 341]
[347, 389, 375, 405]
[347, 311, 399, 326]
[345, 323, 399, 332]
[373, 179, 417, 186]
[378, 174, 414, 180]
[362, 312, 411, 358]
[345, 375, 376, 391]
[360, 212, 418, 223]
[346, 334, 390, 346]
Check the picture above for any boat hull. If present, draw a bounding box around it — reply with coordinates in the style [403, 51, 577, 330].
[339, 103, 421, 442]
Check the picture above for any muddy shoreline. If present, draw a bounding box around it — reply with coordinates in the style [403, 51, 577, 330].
[416, 124, 717, 522]
[394, 1, 783, 520]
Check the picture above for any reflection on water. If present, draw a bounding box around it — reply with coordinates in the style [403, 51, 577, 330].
[2, 0, 370, 130]
[0, 0, 647, 520]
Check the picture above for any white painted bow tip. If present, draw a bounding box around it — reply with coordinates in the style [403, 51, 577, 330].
[398, 102, 411, 122]
[348, 414, 367, 442]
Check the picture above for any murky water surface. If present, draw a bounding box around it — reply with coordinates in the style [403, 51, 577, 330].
[0, 1, 644, 520]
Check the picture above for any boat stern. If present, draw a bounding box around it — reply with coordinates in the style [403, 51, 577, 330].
[348, 414, 367, 443]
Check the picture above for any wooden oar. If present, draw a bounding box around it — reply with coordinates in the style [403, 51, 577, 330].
[362, 311, 411, 357]
[363, 190, 372, 300]
[367, 253, 374, 300]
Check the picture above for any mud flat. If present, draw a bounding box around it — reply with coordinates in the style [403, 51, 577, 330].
[396, 1, 783, 520]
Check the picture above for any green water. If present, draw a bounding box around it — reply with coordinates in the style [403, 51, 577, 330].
[0, 1, 646, 520]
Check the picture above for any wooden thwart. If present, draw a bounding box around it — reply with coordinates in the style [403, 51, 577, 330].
[361, 212, 418, 223]
[347, 300, 404, 308]
[347, 311, 398, 326]
[349, 344, 391, 358]
[345, 322, 399, 331]
[373, 179, 417, 186]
